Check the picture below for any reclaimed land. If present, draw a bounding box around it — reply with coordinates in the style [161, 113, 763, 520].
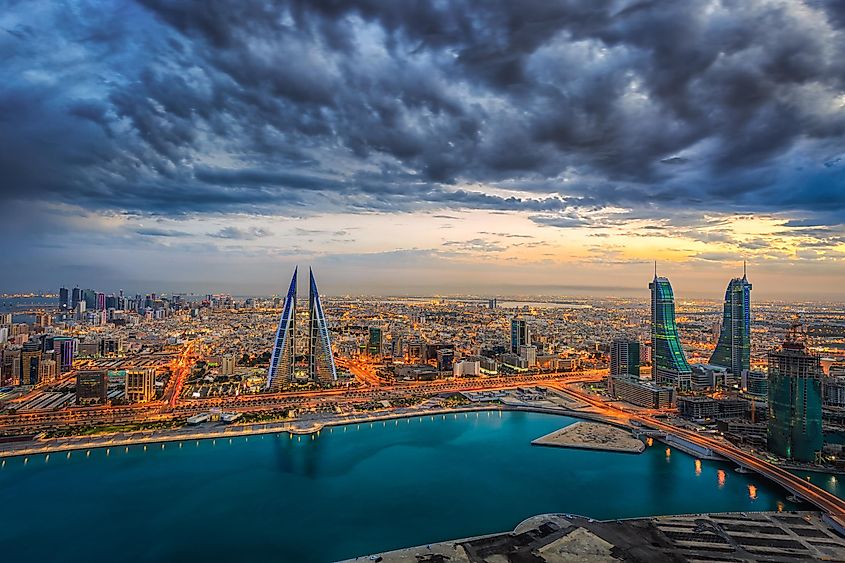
[532, 420, 645, 454]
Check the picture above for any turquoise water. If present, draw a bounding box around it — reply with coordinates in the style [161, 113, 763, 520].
[792, 469, 845, 499]
[0, 412, 795, 562]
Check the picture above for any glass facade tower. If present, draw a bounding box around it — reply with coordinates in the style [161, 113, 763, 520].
[767, 327, 823, 463]
[308, 269, 337, 384]
[267, 267, 337, 390]
[710, 274, 752, 375]
[510, 318, 529, 355]
[650, 275, 691, 390]
[610, 338, 640, 378]
[266, 268, 298, 391]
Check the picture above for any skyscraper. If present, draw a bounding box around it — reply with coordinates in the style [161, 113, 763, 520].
[52, 336, 75, 373]
[20, 340, 42, 386]
[267, 268, 298, 391]
[767, 326, 823, 463]
[650, 272, 692, 390]
[266, 267, 337, 390]
[308, 269, 337, 384]
[368, 326, 383, 358]
[59, 287, 69, 309]
[510, 318, 529, 355]
[710, 269, 752, 375]
[610, 338, 641, 378]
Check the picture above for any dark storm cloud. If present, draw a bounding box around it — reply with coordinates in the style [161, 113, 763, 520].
[2, 0, 845, 222]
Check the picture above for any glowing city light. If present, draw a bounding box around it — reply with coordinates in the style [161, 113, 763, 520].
[717, 469, 726, 488]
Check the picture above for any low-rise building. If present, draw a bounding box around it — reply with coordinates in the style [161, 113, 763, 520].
[610, 376, 675, 409]
[76, 370, 108, 405]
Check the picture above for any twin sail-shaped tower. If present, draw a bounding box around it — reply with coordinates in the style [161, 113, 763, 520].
[266, 268, 337, 390]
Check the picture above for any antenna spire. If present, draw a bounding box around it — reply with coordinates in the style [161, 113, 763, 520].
[654, 260, 657, 278]
[743, 260, 747, 279]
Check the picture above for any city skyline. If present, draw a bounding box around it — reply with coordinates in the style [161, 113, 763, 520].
[2, 1, 845, 298]
[8, 261, 845, 303]
[5, 3, 845, 561]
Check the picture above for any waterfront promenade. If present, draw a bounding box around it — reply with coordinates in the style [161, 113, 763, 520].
[0, 403, 550, 459]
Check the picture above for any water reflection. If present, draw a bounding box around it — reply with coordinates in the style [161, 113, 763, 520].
[748, 484, 757, 500]
[717, 469, 726, 489]
[694, 459, 701, 477]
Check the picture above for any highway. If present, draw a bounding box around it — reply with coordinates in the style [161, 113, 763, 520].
[5, 346, 845, 520]
[550, 382, 845, 518]
[0, 362, 606, 433]
[161, 340, 198, 411]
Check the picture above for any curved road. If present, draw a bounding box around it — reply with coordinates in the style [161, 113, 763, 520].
[550, 383, 845, 518]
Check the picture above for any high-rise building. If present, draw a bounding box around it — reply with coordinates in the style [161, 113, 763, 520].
[71, 287, 81, 309]
[20, 340, 42, 386]
[436, 348, 455, 372]
[650, 272, 692, 390]
[1, 348, 21, 386]
[267, 268, 298, 390]
[267, 268, 337, 390]
[59, 287, 69, 309]
[610, 339, 641, 378]
[307, 269, 337, 384]
[710, 271, 752, 375]
[38, 358, 57, 384]
[767, 326, 823, 463]
[35, 312, 52, 328]
[52, 337, 75, 373]
[125, 368, 156, 402]
[510, 318, 530, 354]
[76, 370, 108, 405]
[96, 292, 106, 311]
[367, 326, 383, 358]
[83, 289, 96, 310]
[519, 344, 537, 368]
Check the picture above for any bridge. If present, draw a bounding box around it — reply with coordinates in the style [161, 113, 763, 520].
[549, 383, 845, 519]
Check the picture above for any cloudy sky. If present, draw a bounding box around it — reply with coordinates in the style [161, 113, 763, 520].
[2, 0, 844, 299]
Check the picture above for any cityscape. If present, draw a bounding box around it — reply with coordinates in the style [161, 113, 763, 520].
[3, 1, 845, 562]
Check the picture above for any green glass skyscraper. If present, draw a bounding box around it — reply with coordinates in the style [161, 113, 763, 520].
[767, 327, 823, 463]
[650, 273, 691, 390]
[710, 270, 752, 375]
